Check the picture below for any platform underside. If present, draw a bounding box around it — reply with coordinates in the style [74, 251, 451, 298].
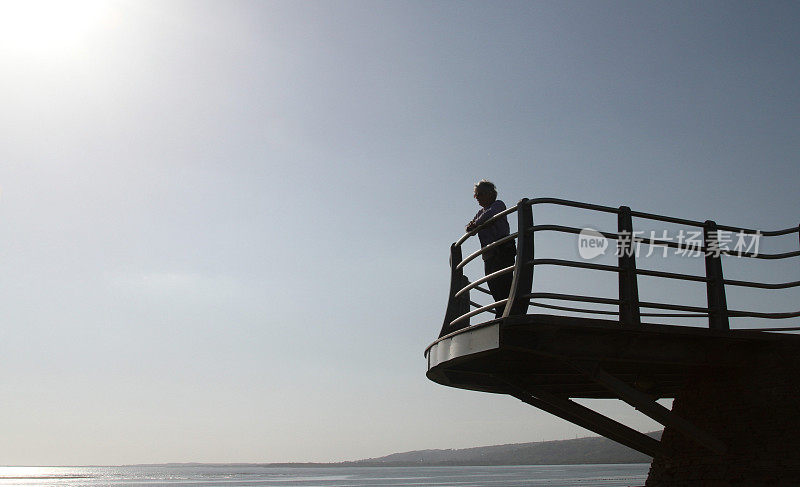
[426, 314, 798, 399]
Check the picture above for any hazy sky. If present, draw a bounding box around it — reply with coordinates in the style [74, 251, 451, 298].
[1, 0, 798, 465]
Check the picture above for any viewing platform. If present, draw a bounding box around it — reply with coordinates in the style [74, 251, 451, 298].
[427, 314, 799, 399]
[424, 198, 800, 482]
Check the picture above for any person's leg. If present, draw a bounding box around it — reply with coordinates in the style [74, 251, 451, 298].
[485, 256, 513, 317]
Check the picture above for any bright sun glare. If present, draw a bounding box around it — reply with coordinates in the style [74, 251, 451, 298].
[0, 0, 110, 56]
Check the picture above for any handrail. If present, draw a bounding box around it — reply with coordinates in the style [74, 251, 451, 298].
[521, 197, 800, 236]
[527, 258, 800, 289]
[450, 299, 509, 327]
[527, 299, 710, 318]
[454, 265, 515, 298]
[724, 278, 800, 290]
[729, 309, 800, 319]
[529, 300, 621, 316]
[523, 292, 621, 307]
[453, 198, 800, 247]
[473, 285, 492, 295]
[524, 224, 798, 260]
[455, 203, 520, 247]
[438, 196, 799, 338]
[456, 233, 519, 270]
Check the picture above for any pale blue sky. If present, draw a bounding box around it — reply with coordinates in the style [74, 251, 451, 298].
[1, 0, 798, 465]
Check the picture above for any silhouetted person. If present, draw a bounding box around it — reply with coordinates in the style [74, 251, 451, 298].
[466, 180, 516, 317]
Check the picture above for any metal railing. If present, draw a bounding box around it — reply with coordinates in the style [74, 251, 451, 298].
[439, 197, 800, 338]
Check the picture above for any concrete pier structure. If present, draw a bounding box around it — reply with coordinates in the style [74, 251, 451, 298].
[425, 197, 800, 485]
[646, 344, 800, 486]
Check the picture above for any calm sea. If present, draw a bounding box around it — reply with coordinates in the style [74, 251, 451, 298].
[0, 464, 648, 486]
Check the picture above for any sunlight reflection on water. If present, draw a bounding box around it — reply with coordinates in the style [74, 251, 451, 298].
[0, 464, 648, 486]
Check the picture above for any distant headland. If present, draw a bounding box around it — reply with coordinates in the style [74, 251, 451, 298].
[132, 432, 660, 468]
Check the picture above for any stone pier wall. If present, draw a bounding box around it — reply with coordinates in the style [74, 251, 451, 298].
[646, 346, 800, 486]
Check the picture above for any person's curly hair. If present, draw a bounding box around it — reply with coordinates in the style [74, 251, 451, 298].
[474, 180, 497, 198]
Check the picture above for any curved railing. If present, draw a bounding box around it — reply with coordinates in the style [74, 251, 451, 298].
[438, 197, 800, 338]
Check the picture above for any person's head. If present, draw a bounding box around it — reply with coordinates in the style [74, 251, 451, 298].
[473, 180, 497, 208]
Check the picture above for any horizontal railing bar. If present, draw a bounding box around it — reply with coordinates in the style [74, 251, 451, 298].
[629, 209, 714, 229]
[529, 258, 620, 273]
[617, 233, 796, 260]
[529, 225, 707, 256]
[756, 227, 800, 237]
[469, 300, 482, 308]
[523, 293, 621, 306]
[631, 208, 798, 235]
[452, 305, 794, 328]
[635, 235, 701, 251]
[529, 259, 798, 288]
[640, 314, 704, 318]
[707, 223, 799, 237]
[631, 238, 799, 260]
[474, 285, 492, 295]
[639, 301, 711, 314]
[526, 259, 800, 289]
[450, 300, 508, 327]
[455, 204, 520, 247]
[636, 268, 708, 283]
[724, 278, 800, 290]
[523, 197, 799, 236]
[528, 259, 708, 284]
[454, 265, 516, 298]
[456, 233, 519, 270]
[529, 225, 798, 260]
[705, 223, 798, 237]
[529, 298, 708, 318]
[529, 258, 800, 290]
[721, 249, 800, 260]
[528, 295, 712, 317]
[728, 309, 800, 319]
[531, 224, 618, 240]
[736, 327, 800, 332]
[524, 197, 621, 215]
[529, 301, 620, 316]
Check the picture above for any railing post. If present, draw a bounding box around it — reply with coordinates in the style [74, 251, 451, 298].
[503, 199, 534, 318]
[439, 244, 469, 337]
[617, 206, 641, 327]
[704, 220, 729, 331]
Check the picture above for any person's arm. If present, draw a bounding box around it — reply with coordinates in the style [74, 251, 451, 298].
[465, 201, 505, 231]
[466, 211, 482, 232]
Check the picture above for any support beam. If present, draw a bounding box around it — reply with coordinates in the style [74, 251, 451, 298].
[568, 360, 726, 455]
[704, 220, 730, 331]
[504, 199, 533, 318]
[440, 244, 469, 337]
[496, 376, 660, 457]
[617, 206, 641, 327]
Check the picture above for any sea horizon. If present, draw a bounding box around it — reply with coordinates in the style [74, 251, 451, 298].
[0, 464, 649, 487]
[1, 461, 652, 467]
